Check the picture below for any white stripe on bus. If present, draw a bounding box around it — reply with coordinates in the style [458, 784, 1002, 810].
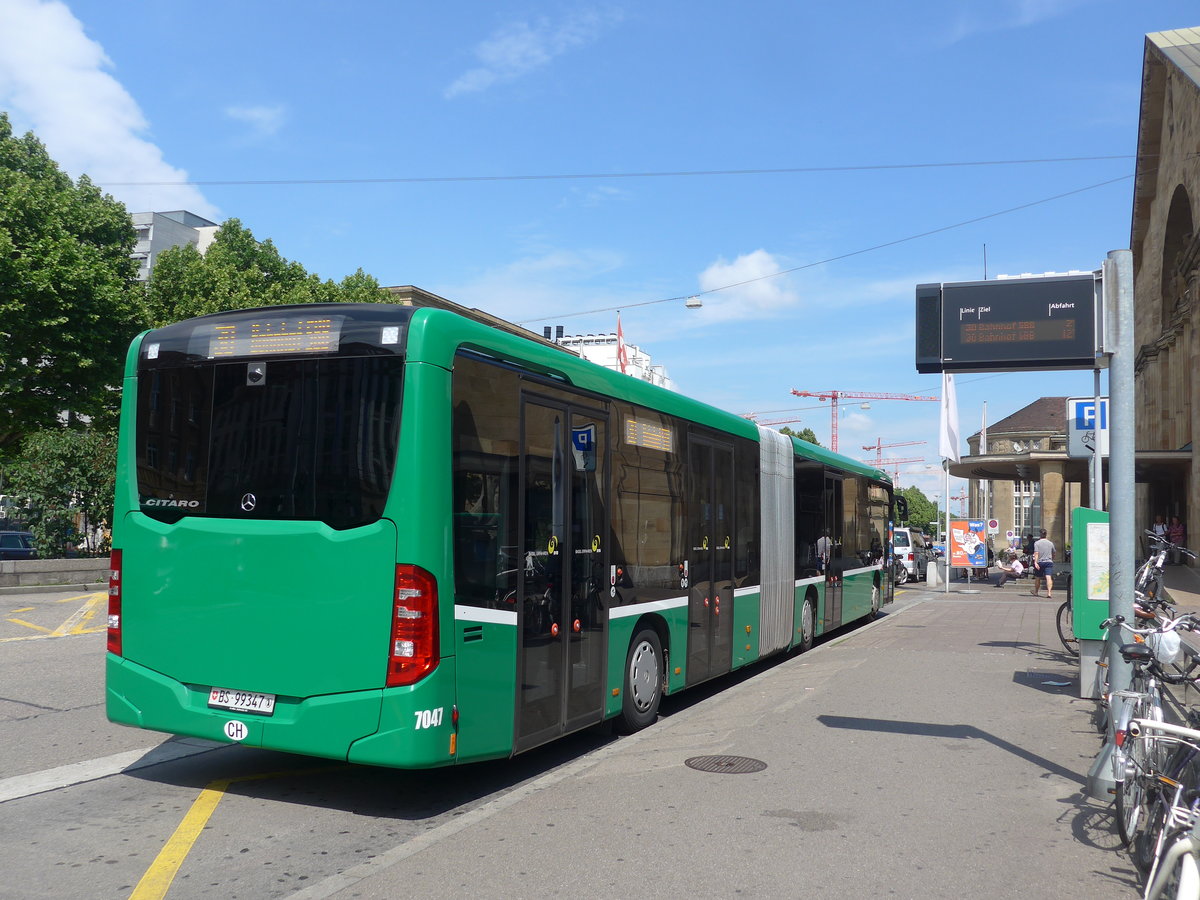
[608, 596, 688, 620]
[454, 605, 518, 626]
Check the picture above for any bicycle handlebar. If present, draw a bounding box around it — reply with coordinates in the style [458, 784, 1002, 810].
[1143, 529, 1198, 558]
[1130, 718, 1200, 742]
[1100, 613, 1200, 635]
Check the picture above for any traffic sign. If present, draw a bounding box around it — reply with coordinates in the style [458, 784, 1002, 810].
[1067, 397, 1109, 458]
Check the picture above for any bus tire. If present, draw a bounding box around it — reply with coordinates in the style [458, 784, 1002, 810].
[620, 627, 663, 733]
[798, 595, 815, 653]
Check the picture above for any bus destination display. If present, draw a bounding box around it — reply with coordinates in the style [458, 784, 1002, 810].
[200, 315, 344, 358]
[624, 417, 674, 452]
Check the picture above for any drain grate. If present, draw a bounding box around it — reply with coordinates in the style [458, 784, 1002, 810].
[684, 754, 767, 774]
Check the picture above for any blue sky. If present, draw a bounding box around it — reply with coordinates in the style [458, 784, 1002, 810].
[0, 0, 1194, 503]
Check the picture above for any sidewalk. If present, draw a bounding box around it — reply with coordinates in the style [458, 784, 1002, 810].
[292, 590, 1135, 900]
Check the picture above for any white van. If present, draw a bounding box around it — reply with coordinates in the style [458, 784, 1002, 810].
[893, 527, 931, 585]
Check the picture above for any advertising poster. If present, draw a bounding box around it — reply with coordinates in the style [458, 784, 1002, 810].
[950, 519, 988, 567]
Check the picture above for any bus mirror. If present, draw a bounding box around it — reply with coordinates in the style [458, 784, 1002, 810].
[894, 496, 909, 521]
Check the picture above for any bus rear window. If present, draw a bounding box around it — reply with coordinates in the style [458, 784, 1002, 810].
[136, 355, 403, 529]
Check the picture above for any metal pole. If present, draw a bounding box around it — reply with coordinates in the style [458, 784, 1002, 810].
[1086, 250, 1135, 799]
[945, 459, 951, 595]
[1092, 367, 1104, 510]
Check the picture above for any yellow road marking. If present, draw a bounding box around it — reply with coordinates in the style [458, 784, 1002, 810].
[56, 592, 100, 603]
[5, 618, 53, 634]
[129, 766, 343, 900]
[53, 593, 107, 636]
[2, 593, 106, 640]
[128, 779, 232, 900]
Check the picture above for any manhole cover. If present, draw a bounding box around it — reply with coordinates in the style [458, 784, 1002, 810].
[684, 755, 767, 774]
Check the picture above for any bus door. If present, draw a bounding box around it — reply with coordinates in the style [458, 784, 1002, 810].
[515, 398, 608, 751]
[686, 436, 735, 685]
[823, 472, 844, 631]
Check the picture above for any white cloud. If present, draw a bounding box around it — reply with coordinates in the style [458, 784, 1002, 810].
[225, 104, 286, 140]
[941, 0, 1094, 45]
[437, 247, 627, 323]
[445, 8, 623, 98]
[0, 0, 217, 218]
[694, 249, 801, 323]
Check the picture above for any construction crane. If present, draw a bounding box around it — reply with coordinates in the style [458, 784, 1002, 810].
[744, 415, 805, 427]
[862, 438, 927, 467]
[791, 390, 938, 453]
[866, 456, 927, 481]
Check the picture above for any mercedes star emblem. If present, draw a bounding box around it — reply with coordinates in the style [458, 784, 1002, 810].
[240, 493, 257, 512]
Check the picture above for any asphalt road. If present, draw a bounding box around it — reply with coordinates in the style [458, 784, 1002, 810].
[0, 587, 1138, 899]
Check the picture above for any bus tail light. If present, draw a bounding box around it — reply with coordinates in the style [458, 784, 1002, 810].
[107, 550, 123, 656]
[387, 565, 439, 687]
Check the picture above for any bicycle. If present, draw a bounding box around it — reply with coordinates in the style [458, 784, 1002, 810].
[1128, 716, 1200, 898]
[1138, 532, 1198, 606]
[1056, 597, 1078, 656]
[1110, 619, 1199, 848]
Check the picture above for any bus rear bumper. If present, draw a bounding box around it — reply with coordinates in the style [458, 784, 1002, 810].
[105, 654, 462, 768]
[106, 653, 383, 763]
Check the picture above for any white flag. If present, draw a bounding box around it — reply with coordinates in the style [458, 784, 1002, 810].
[939, 372, 960, 463]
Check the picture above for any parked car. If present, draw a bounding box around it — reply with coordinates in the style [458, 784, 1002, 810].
[893, 527, 933, 585]
[0, 531, 37, 560]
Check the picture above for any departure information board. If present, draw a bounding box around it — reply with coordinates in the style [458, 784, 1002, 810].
[916, 273, 1099, 373]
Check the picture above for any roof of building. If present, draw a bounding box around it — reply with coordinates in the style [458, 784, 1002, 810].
[1131, 27, 1200, 253]
[1150, 28, 1200, 88]
[979, 396, 1070, 437]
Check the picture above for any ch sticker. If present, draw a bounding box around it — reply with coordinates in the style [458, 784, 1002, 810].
[547, 535, 559, 555]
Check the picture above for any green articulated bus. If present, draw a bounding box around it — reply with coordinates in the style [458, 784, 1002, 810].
[106, 303, 898, 768]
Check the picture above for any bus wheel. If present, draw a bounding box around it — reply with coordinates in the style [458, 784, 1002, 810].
[620, 628, 662, 732]
[799, 595, 815, 653]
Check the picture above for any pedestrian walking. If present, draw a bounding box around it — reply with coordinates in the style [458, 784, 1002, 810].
[1031, 529, 1056, 600]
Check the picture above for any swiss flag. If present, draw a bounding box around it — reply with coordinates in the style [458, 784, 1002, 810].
[616, 313, 629, 374]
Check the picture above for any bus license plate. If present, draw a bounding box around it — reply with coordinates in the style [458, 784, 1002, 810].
[208, 687, 276, 716]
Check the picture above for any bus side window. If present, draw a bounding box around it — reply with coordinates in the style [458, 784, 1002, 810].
[451, 357, 521, 609]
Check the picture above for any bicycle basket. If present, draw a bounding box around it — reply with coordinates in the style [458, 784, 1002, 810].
[1153, 630, 1183, 666]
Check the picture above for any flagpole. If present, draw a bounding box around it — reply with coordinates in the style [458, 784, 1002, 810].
[945, 458, 951, 595]
[939, 372, 960, 595]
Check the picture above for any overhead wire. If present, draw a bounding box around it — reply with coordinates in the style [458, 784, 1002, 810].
[97, 155, 1135, 187]
[517, 172, 1134, 325]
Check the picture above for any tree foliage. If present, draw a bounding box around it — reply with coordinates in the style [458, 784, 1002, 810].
[897, 485, 940, 533]
[0, 113, 147, 455]
[146, 219, 389, 326]
[6, 427, 116, 558]
[778, 425, 821, 446]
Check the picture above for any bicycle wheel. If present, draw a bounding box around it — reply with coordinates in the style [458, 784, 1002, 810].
[1056, 599, 1079, 656]
[1116, 695, 1157, 847]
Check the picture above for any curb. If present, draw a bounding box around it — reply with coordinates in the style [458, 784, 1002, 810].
[0, 582, 106, 596]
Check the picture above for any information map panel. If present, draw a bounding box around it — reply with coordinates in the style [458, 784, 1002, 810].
[916, 273, 1100, 374]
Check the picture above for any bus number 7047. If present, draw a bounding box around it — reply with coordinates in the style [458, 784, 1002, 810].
[414, 707, 444, 730]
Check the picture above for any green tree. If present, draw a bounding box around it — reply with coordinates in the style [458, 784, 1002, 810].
[146, 219, 389, 326]
[6, 427, 117, 557]
[778, 425, 821, 446]
[897, 486, 940, 532]
[0, 113, 147, 456]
